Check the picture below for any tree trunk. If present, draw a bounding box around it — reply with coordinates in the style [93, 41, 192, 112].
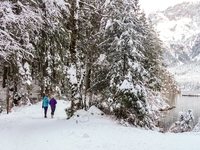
[84, 54, 91, 109]
[123, 54, 126, 76]
[68, 0, 78, 116]
[6, 72, 10, 114]
[69, 0, 77, 63]
[6, 93, 10, 114]
[2, 66, 7, 88]
[13, 65, 18, 105]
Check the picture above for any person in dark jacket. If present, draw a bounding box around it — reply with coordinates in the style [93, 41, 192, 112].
[42, 94, 50, 118]
[49, 96, 57, 118]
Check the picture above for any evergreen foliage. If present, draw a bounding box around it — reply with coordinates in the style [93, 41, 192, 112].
[0, 0, 178, 128]
[169, 109, 194, 133]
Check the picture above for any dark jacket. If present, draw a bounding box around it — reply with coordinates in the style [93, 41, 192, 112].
[49, 98, 57, 107]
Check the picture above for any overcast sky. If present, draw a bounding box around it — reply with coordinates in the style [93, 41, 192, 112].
[139, 0, 200, 15]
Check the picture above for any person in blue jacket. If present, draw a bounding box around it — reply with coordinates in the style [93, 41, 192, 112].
[42, 94, 50, 118]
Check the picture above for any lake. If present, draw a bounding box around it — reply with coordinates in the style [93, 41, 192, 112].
[160, 90, 200, 132]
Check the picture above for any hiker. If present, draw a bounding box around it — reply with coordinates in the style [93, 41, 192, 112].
[42, 94, 50, 118]
[49, 96, 57, 118]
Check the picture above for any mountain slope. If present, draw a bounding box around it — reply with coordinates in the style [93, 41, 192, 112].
[149, 1, 200, 66]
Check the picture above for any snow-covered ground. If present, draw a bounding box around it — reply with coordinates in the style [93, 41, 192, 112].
[1, 100, 200, 150]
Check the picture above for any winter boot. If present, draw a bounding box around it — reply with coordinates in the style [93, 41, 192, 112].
[51, 115, 53, 119]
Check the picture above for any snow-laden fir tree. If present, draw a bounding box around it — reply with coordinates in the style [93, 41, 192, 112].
[97, 0, 156, 128]
[65, 0, 109, 116]
[77, 0, 108, 109]
[169, 109, 194, 133]
[0, 0, 71, 103]
[31, 0, 71, 97]
[0, 0, 42, 106]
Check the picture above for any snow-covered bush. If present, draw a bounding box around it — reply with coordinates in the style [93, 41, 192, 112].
[192, 118, 200, 132]
[169, 109, 194, 133]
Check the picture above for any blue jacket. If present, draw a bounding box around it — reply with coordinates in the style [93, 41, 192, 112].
[42, 96, 50, 107]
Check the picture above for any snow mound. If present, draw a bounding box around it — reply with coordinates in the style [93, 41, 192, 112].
[72, 106, 104, 123]
[88, 106, 104, 116]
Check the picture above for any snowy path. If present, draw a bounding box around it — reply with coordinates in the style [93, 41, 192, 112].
[1, 100, 200, 150]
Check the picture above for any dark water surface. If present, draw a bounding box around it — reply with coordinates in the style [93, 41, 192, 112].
[160, 90, 200, 132]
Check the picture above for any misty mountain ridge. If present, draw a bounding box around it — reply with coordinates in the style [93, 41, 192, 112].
[149, 1, 200, 66]
[149, 1, 200, 89]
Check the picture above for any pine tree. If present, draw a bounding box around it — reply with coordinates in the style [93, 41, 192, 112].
[31, 0, 70, 97]
[77, 0, 107, 109]
[169, 109, 194, 133]
[0, 0, 42, 105]
[98, 0, 154, 128]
